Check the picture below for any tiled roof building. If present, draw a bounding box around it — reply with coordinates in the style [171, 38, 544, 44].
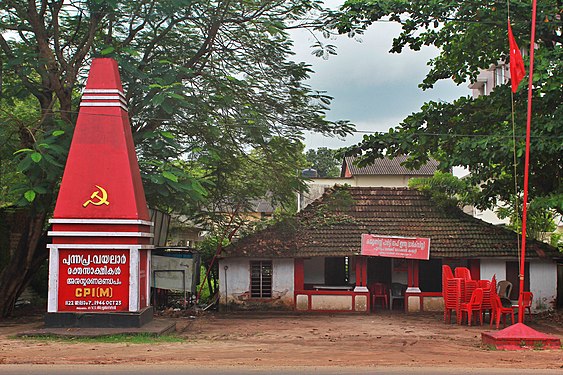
[224, 186, 559, 260]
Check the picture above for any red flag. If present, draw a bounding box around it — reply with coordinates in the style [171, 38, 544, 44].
[508, 21, 526, 93]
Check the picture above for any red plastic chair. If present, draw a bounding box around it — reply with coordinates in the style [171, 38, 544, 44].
[480, 276, 496, 322]
[442, 265, 454, 281]
[370, 282, 388, 310]
[522, 291, 533, 320]
[454, 267, 472, 280]
[458, 288, 484, 326]
[490, 292, 515, 329]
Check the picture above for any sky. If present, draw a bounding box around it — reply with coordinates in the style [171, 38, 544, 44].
[289, 2, 470, 150]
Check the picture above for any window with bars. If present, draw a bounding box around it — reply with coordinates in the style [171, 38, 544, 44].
[250, 260, 272, 298]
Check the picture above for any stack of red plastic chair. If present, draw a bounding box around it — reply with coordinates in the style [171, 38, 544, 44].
[455, 267, 477, 303]
[445, 278, 463, 324]
[443, 265, 462, 324]
[477, 280, 490, 288]
[479, 275, 496, 322]
[478, 280, 490, 317]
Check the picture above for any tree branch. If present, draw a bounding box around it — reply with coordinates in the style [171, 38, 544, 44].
[0, 34, 43, 99]
[50, 0, 69, 74]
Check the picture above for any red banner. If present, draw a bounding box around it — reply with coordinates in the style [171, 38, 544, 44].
[361, 234, 430, 260]
[58, 249, 130, 312]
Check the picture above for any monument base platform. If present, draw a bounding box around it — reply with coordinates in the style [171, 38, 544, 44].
[44, 306, 153, 328]
[481, 323, 561, 350]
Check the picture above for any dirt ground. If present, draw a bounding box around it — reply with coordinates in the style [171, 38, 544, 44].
[0, 310, 562, 370]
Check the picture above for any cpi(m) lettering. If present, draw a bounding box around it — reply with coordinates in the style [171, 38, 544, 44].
[75, 287, 113, 298]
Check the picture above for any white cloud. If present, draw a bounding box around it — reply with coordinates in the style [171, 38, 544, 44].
[292, 23, 436, 87]
[288, 2, 470, 150]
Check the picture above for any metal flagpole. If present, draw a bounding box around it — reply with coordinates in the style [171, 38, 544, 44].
[518, 0, 537, 324]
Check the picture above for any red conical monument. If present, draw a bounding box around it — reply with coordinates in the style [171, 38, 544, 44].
[53, 58, 149, 220]
[46, 58, 154, 327]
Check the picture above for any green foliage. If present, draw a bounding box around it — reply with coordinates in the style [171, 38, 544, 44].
[187, 137, 308, 240]
[0, 210, 10, 268]
[0, 99, 72, 210]
[330, 1, 560, 89]
[136, 130, 211, 212]
[11, 123, 72, 209]
[195, 234, 228, 302]
[0, 155, 20, 208]
[323, 187, 354, 212]
[408, 171, 479, 210]
[0, 0, 355, 316]
[305, 147, 341, 177]
[328, 0, 562, 216]
[0, 0, 354, 213]
[307, 186, 357, 227]
[496, 196, 558, 241]
[0, 102, 31, 207]
[195, 265, 217, 303]
[197, 235, 230, 268]
[550, 232, 562, 252]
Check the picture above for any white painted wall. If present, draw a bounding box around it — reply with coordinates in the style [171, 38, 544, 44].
[219, 258, 250, 298]
[354, 175, 413, 187]
[308, 175, 421, 188]
[463, 205, 509, 226]
[272, 259, 294, 299]
[480, 258, 557, 312]
[480, 259, 506, 281]
[218, 258, 294, 308]
[530, 261, 557, 311]
[308, 177, 351, 186]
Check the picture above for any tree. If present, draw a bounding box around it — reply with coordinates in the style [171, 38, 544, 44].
[305, 147, 341, 177]
[190, 138, 309, 302]
[327, 1, 562, 215]
[407, 171, 479, 211]
[496, 197, 558, 242]
[0, 1, 354, 316]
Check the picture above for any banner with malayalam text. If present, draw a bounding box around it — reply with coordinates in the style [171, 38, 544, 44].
[58, 249, 130, 312]
[361, 234, 430, 260]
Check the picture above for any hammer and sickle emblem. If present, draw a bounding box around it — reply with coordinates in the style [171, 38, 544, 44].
[82, 185, 110, 207]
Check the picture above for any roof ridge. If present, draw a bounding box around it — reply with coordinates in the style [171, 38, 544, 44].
[344, 155, 439, 176]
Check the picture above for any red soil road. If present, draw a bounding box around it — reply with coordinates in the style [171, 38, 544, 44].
[0, 311, 561, 369]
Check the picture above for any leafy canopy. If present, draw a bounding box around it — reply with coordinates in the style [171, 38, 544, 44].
[408, 171, 479, 211]
[0, 0, 355, 316]
[326, 0, 562, 214]
[0, 0, 354, 214]
[305, 147, 341, 178]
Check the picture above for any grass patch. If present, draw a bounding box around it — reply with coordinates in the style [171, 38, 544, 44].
[17, 333, 184, 344]
[483, 344, 497, 351]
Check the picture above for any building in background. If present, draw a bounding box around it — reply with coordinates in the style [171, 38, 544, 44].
[300, 155, 438, 209]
